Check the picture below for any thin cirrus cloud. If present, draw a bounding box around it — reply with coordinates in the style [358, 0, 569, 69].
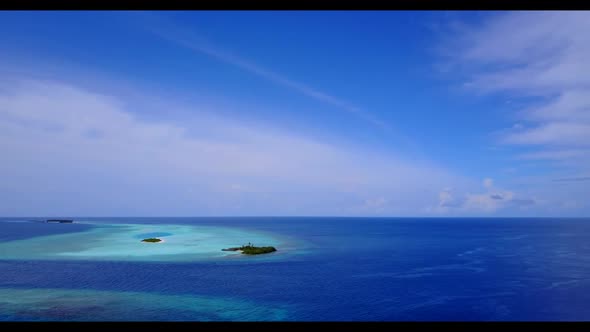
[137, 13, 390, 131]
[553, 177, 590, 183]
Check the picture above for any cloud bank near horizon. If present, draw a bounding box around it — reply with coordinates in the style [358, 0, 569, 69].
[0, 72, 465, 216]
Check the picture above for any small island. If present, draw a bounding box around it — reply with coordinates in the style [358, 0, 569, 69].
[141, 238, 162, 243]
[222, 242, 277, 255]
[46, 219, 74, 223]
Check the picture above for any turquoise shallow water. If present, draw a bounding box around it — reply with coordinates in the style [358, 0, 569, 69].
[0, 288, 289, 321]
[0, 222, 290, 262]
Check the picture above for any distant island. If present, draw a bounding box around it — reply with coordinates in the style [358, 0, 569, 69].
[141, 238, 162, 243]
[222, 242, 277, 255]
[46, 219, 74, 223]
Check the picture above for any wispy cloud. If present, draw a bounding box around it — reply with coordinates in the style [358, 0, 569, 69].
[0, 71, 458, 216]
[519, 149, 590, 161]
[137, 13, 389, 130]
[553, 177, 590, 182]
[446, 11, 590, 177]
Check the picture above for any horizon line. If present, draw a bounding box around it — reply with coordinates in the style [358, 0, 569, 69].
[2, 216, 588, 219]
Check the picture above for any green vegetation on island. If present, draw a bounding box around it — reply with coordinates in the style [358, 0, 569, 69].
[46, 219, 74, 223]
[222, 242, 277, 255]
[141, 238, 162, 243]
[241, 245, 277, 255]
[138, 236, 275, 254]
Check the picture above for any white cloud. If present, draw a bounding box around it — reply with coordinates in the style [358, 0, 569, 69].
[447, 11, 590, 180]
[527, 90, 590, 122]
[455, 12, 590, 93]
[0, 74, 459, 216]
[435, 179, 535, 214]
[519, 149, 590, 161]
[438, 188, 453, 205]
[503, 122, 590, 147]
[364, 197, 387, 208]
[464, 190, 513, 213]
[349, 197, 391, 215]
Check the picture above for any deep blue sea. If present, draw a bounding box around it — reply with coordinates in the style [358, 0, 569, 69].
[1, 217, 590, 321]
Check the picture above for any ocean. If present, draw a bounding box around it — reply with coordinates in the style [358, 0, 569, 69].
[0, 217, 589, 321]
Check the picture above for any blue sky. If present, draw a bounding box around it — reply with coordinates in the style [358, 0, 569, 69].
[0, 11, 588, 217]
